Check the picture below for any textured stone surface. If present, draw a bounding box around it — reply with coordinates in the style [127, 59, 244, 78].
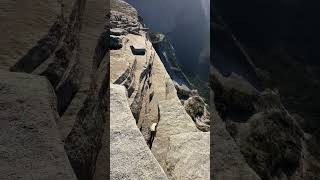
[166, 132, 210, 180]
[152, 99, 199, 172]
[0, 0, 109, 179]
[110, 1, 210, 179]
[239, 111, 303, 180]
[59, 0, 107, 140]
[0, 0, 61, 70]
[110, 0, 181, 147]
[184, 95, 210, 132]
[211, 90, 261, 180]
[212, 115, 261, 180]
[64, 29, 109, 180]
[0, 70, 76, 180]
[111, 28, 127, 36]
[211, 64, 308, 179]
[108, 84, 168, 180]
[110, 35, 123, 50]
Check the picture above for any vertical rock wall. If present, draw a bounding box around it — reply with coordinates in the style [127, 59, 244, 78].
[0, 0, 108, 179]
[110, 0, 210, 179]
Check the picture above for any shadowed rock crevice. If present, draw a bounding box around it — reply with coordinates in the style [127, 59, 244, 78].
[0, 0, 108, 179]
[64, 29, 109, 180]
[211, 65, 304, 179]
[114, 58, 137, 97]
[9, 0, 88, 116]
[41, 0, 87, 115]
[211, 12, 320, 178]
[10, 16, 65, 73]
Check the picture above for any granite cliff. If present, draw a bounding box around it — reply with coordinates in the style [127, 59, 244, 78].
[211, 1, 320, 179]
[0, 0, 210, 179]
[109, 0, 210, 179]
[1, 0, 107, 179]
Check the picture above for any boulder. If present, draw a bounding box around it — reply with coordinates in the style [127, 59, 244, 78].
[184, 95, 210, 132]
[239, 110, 303, 180]
[64, 29, 109, 180]
[0, 70, 76, 179]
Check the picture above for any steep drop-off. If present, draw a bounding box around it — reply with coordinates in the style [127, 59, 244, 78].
[110, 0, 210, 179]
[211, 1, 320, 179]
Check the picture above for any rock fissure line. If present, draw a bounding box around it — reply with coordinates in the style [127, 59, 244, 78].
[1, 0, 107, 179]
[110, 1, 209, 179]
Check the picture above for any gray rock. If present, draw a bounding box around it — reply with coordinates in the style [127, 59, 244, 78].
[211, 90, 261, 180]
[239, 110, 303, 180]
[64, 29, 109, 180]
[40, 0, 85, 116]
[0, 70, 76, 180]
[0, 0, 62, 71]
[59, 0, 108, 140]
[107, 84, 168, 180]
[166, 132, 210, 180]
[184, 95, 210, 132]
[111, 28, 127, 36]
[92, 52, 110, 180]
[152, 98, 198, 173]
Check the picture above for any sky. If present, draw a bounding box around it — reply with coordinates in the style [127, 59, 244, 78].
[125, 0, 210, 80]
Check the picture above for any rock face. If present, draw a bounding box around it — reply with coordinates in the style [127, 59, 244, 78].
[150, 32, 193, 93]
[0, 0, 209, 179]
[152, 99, 199, 171]
[211, 11, 320, 179]
[210, 66, 308, 180]
[211, 90, 261, 180]
[166, 132, 210, 180]
[150, 32, 211, 132]
[184, 95, 211, 132]
[212, 2, 320, 179]
[0, 0, 108, 179]
[0, 70, 76, 179]
[110, 0, 210, 179]
[240, 111, 303, 180]
[0, 0, 62, 71]
[108, 84, 168, 180]
[64, 31, 109, 180]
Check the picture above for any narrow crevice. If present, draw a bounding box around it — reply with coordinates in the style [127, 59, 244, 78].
[10, 16, 65, 73]
[64, 29, 109, 180]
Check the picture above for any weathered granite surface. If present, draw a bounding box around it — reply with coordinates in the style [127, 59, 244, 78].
[108, 84, 168, 180]
[0, 70, 76, 179]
